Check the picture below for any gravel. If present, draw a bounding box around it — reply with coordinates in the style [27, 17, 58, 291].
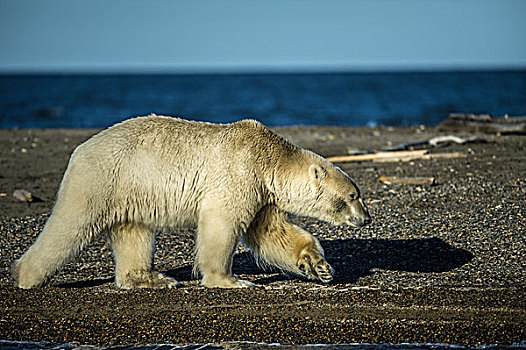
[0, 126, 524, 346]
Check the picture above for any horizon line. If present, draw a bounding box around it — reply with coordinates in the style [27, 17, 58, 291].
[1, 62, 526, 75]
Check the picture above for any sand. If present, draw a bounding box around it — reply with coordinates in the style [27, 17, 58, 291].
[0, 125, 524, 347]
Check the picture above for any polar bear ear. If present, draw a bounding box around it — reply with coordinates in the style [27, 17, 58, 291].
[309, 164, 327, 182]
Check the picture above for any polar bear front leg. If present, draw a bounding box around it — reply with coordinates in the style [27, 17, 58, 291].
[110, 223, 179, 289]
[244, 205, 334, 283]
[195, 203, 254, 288]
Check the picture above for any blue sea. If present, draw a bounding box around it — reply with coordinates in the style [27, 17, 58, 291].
[1, 70, 525, 129]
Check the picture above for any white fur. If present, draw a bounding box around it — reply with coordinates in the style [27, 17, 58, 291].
[11, 115, 370, 289]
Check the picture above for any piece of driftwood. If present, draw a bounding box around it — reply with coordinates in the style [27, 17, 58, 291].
[380, 176, 436, 186]
[439, 113, 526, 134]
[384, 135, 488, 152]
[373, 151, 468, 163]
[421, 151, 468, 160]
[328, 150, 467, 163]
[428, 135, 482, 146]
[327, 150, 428, 163]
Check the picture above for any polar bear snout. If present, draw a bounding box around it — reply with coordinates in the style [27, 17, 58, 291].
[347, 214, 372, 228]
[347, 197, 372, 228]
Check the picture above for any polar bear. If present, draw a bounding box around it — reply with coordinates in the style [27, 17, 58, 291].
[11, 115, 371, 289]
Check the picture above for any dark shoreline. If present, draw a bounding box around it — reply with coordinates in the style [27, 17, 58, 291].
[1, 126, 525, 346]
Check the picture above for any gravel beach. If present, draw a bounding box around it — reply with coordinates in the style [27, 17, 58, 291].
[0, 125, 524, 347]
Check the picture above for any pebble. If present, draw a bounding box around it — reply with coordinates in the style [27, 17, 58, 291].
[12, 189, 33, 202]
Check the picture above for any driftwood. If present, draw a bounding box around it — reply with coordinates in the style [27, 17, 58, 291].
[327, 150, 427, 163]
[327, 150, 467, 163]
[373, 151, 468, 163]
[329, 134, 484, 163]
[328, 132, 477, 164]
[380, 176, 436, 186]
[384, 135, 487, 152]
[439, 113, 526, 134]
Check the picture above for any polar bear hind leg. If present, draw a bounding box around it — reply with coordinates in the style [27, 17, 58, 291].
[11, 208, 97, 289]
[109, 223, 179, 289]
[243, 205, 334, 283]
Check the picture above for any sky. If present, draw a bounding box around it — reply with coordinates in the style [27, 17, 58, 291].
[1, 0, 525, 73]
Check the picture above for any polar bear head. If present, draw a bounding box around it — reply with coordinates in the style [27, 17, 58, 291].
[306, 161, 371, 227]
[274, 150, 371, 228]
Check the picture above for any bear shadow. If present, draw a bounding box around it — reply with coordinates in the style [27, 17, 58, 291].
[56, 277, 114, 289]
[57, 237, 473, 288]
[165, 237, 474, 286]
[322, 237, 473, 284]
[163, 255, 272, 283]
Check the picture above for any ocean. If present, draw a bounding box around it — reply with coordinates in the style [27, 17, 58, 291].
[0, 70, 525, 129]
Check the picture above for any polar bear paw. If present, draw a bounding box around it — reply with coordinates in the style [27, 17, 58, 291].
[201, 275, 255, 288]
[297, 250, 334, 283]
[116, 271, 180, 289]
